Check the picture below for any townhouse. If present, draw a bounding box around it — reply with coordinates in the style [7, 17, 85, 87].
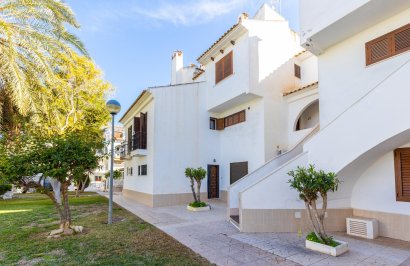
[119, 4, 318, 208]
[231, 0, 410, 243]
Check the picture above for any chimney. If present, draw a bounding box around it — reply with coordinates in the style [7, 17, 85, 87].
[238, 12, 249, 23]
[171, 50, 183, 85]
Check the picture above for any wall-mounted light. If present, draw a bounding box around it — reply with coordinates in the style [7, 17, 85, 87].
[213, 159, 216, 163]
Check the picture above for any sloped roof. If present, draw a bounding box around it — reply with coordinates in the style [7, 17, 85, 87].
[197, 23, 240, 63]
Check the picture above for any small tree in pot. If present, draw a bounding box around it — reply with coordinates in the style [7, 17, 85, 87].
[288, 165, 340, 246]
[185, 167, 207, 207]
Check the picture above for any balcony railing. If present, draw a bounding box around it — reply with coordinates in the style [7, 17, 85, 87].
[132, 131, 147, 150]
[120, 132, 147, 159]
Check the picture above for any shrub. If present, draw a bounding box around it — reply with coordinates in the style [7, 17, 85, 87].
[0, 184, 12, 195]
[189, 201, 207, 208]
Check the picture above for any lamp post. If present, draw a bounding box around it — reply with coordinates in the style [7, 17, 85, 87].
[106, 99, 121, 225]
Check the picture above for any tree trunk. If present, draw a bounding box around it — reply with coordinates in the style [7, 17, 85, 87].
[196, 181, 201, 203]
[311, 200, 328, 243]
[305, 201, 320, 238]
[80, 176, 89, 193]
[61, 182, 72, 229]
[189, 178, 197, 202]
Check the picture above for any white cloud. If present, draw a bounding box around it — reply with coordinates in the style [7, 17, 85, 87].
[132, 0, 248, 26]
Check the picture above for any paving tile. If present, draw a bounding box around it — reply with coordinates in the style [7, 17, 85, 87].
[286, 249, 328, 265]
[102, 193, 410, 266]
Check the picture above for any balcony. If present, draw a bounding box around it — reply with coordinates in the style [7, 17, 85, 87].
[131, 132, 147, 157]
[119, 142, 131, 160]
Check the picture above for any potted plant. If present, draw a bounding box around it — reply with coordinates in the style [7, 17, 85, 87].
[185, 167, 209, 211]
[288, 165, 348, 256]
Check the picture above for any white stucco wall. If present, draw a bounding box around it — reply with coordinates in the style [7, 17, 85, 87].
[299, 0, 369, 44]
[122, 99, 155, 195]
[217, 99, 265, 190]
[318, 8, 410, 128]
[204, 33, 250, 111]
[152, 82, 219, 195]
[351, 144, 410, 215]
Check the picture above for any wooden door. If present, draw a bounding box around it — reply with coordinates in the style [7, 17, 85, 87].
[207, 165, 219, 199]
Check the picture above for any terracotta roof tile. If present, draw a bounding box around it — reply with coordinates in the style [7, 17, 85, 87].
[197, 23, 239, 62]
[192, 69, 205, 80]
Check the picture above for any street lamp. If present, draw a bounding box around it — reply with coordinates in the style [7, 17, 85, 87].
[106, 99, 121, 225]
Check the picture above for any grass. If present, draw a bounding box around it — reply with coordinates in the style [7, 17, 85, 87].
[306, 232, 340, 247]
[0, 193, 212, 265]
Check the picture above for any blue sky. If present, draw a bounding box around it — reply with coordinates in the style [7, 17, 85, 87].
[65, 0, 299, 120]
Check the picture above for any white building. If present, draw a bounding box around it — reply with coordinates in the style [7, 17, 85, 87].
[232, 0, 410, 242]
[89, 126, 125, 191]
[119, 4, 318, 208]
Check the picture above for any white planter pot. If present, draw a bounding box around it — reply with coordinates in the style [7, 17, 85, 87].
[306, 239, 348, 257]
[186, 205, 210, 212]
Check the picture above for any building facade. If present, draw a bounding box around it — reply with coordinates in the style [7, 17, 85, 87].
[231, 0, 410, 243]
[119, 4, 318, 208]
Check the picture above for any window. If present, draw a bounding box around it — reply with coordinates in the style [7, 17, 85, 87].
[294, 64, 301, 79]
[366, 23, 410, 66]
[394, 148, 410, 202]
[230, 162, 248, 184]
[95, 176, 102, 182]
[127, 167, 133, 176]
[210, 118, 216, 130]
[224, 110, 246, 128]
[215, 51, 233, 84]
[140, 165, 147, 176]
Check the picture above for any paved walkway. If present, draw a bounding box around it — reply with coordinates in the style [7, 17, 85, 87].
[100, 192, 410, 266]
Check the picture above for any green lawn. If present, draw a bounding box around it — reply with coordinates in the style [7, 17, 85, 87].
[0, 193, 211, 265]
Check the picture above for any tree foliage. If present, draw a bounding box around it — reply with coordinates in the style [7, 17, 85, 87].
[185, 167, 207, 204]
[0, 132, 104, 229]
[0, 0, 87, 120]
[105, 169, 123, 180]
[288, 165, 340, 245]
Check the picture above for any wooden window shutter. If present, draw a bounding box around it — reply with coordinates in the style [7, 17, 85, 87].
[216, 118, 225, 130]
[215, 51, 233, 84]
[239, 110, 246, 122]
[223, 51, 233, 78]
[394, 148, 410, 202]
[394, 26, 410, 54]
[366, 36, 392, 65]
[133, 117, 140, 134]
[215, 60, 224, 84]
[366, 23, 410, 66]
[294, 64, 301, 79]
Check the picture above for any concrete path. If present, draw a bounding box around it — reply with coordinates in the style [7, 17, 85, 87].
[100, 192, 410, 266]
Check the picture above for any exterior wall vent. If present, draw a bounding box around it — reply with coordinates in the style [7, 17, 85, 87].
[346, 217, 378, 239]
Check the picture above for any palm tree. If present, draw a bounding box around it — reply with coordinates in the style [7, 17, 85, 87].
[0, 0, 87, 130]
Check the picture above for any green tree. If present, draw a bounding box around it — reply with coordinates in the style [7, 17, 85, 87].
[27, 52, 111, 137]
[288, 165, 340, 245]
[105, 169, 123, 180]
[0, 0, 88, 134]
[185, 167, 207, 203]
[0, 132, 104, 231]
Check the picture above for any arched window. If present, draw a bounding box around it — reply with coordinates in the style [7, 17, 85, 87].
[295, 100, 319, 131]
